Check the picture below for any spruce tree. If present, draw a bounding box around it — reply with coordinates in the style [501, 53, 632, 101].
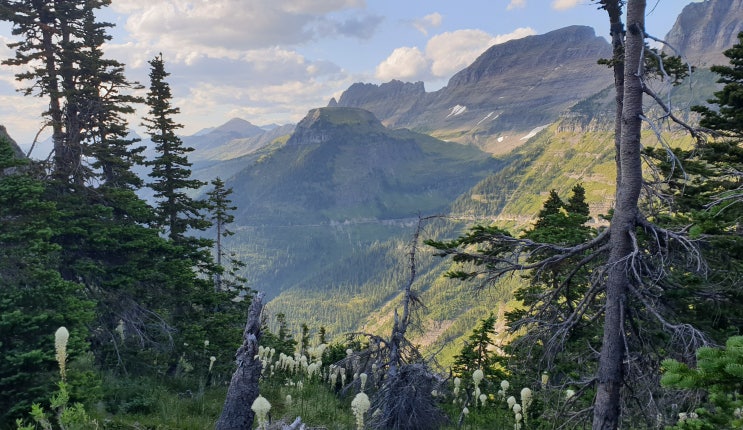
[143, 54, 209, 243]
[206, 177, 246, 291]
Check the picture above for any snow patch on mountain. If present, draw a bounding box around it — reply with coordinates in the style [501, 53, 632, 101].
[520, 124, 550, 141]
[446, 105, 467, 118]
[476, 111, 498, 125]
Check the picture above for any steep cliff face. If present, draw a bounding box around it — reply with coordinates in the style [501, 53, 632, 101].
[665, 0, 743, 67]
[334, 26, 613, 153]
[332, 80, 426, 128]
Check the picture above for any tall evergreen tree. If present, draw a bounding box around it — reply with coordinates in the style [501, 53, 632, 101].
[0, 0, 140, 186]
[143, 54, 209, 243]
[206, 177, 245, 291]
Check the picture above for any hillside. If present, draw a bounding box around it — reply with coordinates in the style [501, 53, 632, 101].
[219, 107, 502, 299]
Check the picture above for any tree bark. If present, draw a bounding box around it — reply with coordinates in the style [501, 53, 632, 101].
[593, 1, 646, 429]
[216, 292, 265, 430]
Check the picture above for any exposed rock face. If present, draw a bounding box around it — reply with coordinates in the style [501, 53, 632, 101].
[333, 80, 425, 127]
[664, 0, 743, 67]
[334, 26, 613, 151]
[286, 107, 384, 146]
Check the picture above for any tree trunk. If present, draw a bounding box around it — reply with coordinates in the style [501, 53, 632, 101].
[593, 1, 646, 429]
[216, 292, 265, 430]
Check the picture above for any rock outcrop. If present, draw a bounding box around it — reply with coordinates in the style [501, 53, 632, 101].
[664, 0, 743, 67]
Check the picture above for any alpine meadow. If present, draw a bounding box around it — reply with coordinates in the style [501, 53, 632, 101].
[1, 0, 742, 429]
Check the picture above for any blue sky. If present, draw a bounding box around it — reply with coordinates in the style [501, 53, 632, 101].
[0, 0, 702, 150]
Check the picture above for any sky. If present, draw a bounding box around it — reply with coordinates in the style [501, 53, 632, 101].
[0, 0, 703, 151]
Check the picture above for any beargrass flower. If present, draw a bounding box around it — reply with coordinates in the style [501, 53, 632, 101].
[521, 387, 532, 422]
[209, 356, 216, 372]
[251, 395, 271, 429]
[473, 369, 484, 387]
[479, 393, 487, 407]
[513, 403, 522, 414]
[507, 396, 516, 409]
[360, 372, 368, 391]
[463, 407, 470, 416]
[55, 326, 69, 381]
[501, 380, 510, 391]
[351, 392, 370, 430]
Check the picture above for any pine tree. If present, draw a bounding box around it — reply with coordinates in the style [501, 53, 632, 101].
[206, 177, 246, 291]
[452, 313, 503, 384]
[143, 54, 209, 243]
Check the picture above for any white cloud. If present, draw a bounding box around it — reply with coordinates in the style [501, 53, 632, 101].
[373, 27, 535, 83]
[375, 47, 429, 81]
[427, 27, 535, 78]
[552, 0, 582, 10]
[111, 0, 380, 63]
[413, 12, 443, 36]
[507, 0, 526, 10]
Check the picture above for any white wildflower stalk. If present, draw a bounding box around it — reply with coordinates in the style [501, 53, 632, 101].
[501, 380, 510, 392]
[507, 396, 517, 409]
[351, 392, 370, 430]
[473, 369, 484, 387]
[55, 327, 69, 381]
[251, 395, 271, 430]
[360, 372, 368, 392]
[520, 387, 532, 424]
[209, 356, 216, 372]
[479, 393, 487, 407]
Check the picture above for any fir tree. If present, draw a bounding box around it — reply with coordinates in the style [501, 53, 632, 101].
[206, 177, 245, 291]
[143, 54, 209, 243]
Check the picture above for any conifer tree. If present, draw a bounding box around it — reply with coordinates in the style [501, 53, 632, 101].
[206, 177, 246, 291]
[0, 135, 94, 425]
[143, 54, 209, 243]
[0, 0, 140, 186]
[452, 313, 503, 384]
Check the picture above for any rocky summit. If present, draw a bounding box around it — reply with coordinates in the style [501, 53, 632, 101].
[664, 0, 743, 67]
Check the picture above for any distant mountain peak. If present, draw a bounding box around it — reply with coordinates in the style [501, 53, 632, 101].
[287, 107, 384, 146]
[665, 0, 743, 67]
[214, 117, 260, 134]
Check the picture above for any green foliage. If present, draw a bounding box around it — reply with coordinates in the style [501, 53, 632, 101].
[143, 54, 209, 243]
[452, 313, 504, 384]
[693, 32, 743, 139]
[661, 336, 743, 430]
[0, 137, 95, 426]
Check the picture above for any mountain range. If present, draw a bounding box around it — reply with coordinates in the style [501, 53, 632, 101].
[4, 0, 741, 360]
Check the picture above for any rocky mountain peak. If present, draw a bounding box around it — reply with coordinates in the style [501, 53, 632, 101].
[664, 0, 743, 67]
[447, 25, 608, 88]
[286, 107, 384, 146]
